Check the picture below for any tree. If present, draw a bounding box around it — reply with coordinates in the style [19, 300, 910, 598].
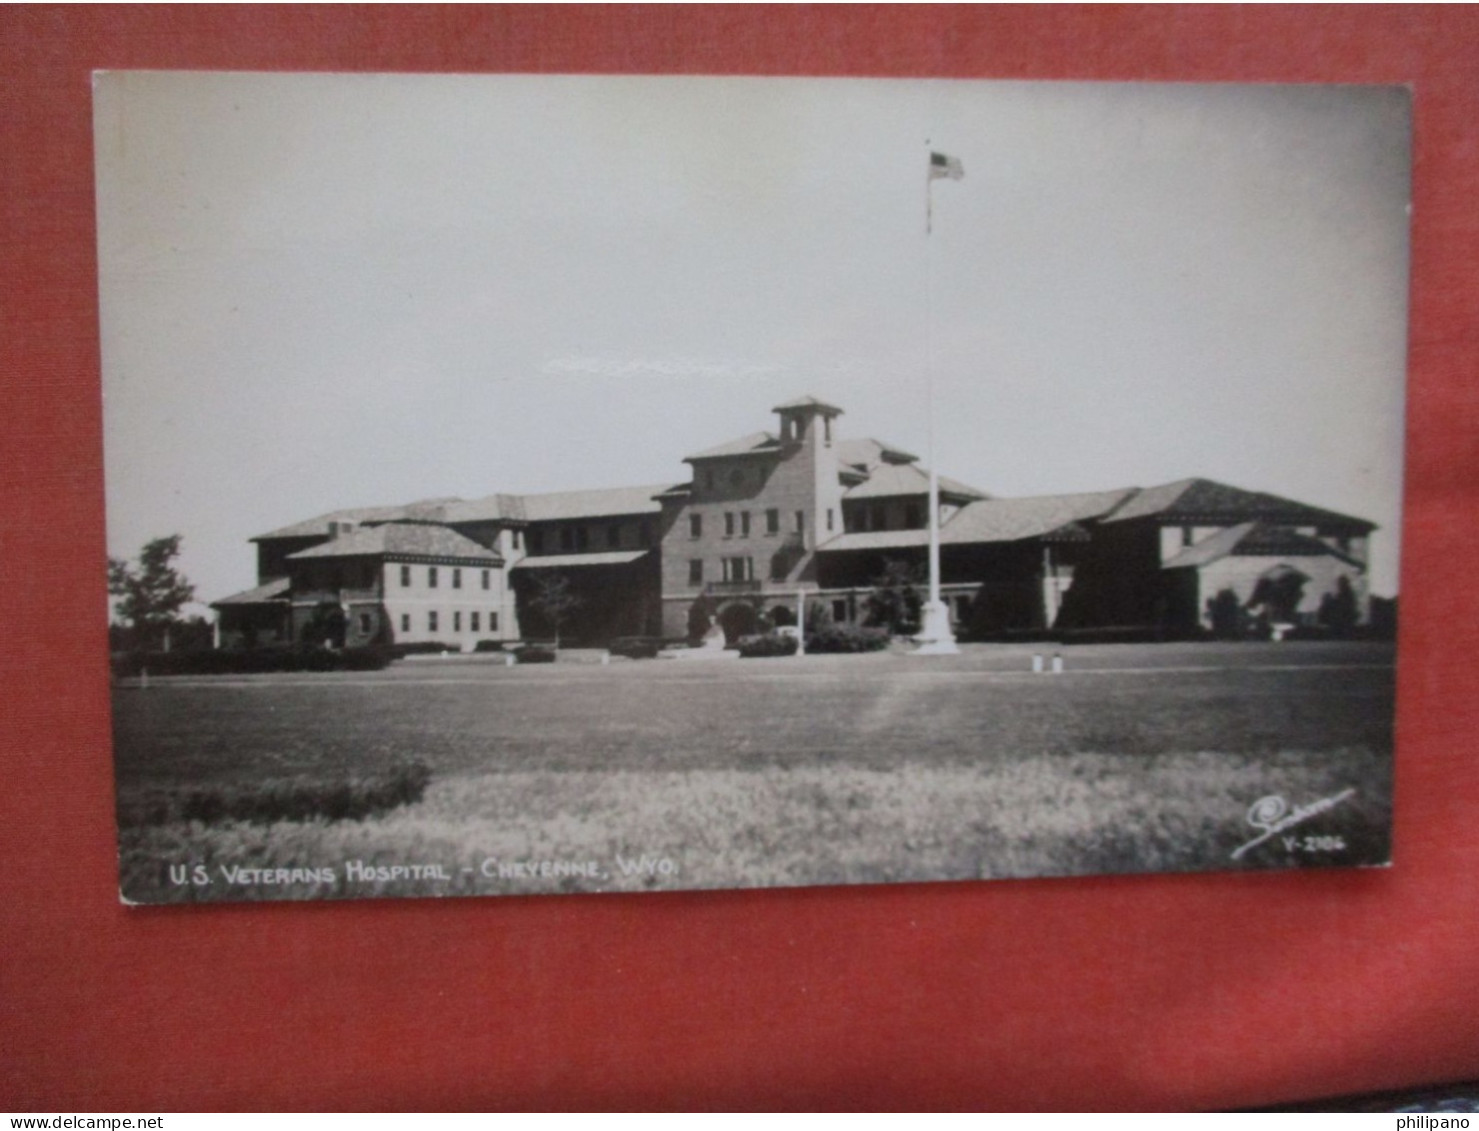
[528, 573, 582, 650]
[108, 535, 196, 652]
[864, 559, 923, 635]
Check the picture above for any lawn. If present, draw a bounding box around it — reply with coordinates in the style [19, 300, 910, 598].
[112, 641, 1396, 903]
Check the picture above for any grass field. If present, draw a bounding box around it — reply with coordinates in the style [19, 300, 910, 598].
[112, 640, 1395, 903]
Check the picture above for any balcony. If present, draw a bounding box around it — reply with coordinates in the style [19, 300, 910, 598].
[705, 579, 763, 595]
[292, 587, 382, 605]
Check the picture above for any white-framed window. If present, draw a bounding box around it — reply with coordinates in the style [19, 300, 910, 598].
[428, 566, 439, 588]
[722, 557, 753, 582]
[400, 564, 411, 587]
[689, 559, 703, 586]
[471, 611, 480, 632]
[453, 611, 461, 631]
[481, 569, 490, 590]
[400, 614, 410, 632]
[453, 568, 462, 589]
[428, 610, 438, 632]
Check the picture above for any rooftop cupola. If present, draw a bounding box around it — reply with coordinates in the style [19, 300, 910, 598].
[773, 396, 843, 447]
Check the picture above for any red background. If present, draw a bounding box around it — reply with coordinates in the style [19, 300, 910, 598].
[2, 5, 1476, 1111]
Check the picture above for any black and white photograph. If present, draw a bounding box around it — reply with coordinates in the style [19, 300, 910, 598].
[97, 72, 1409, 904]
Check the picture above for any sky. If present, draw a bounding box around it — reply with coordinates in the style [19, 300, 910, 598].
[95, 73, 1411, 607]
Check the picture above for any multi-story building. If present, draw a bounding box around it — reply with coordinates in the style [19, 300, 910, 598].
[212, 396, 1378, 648]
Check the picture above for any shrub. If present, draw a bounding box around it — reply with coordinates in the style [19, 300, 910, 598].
[609, 636, 662, 660]
[805, 625, 891, 653]
[112, 645, 394, 678]
[123, 760, 432, 826]
[391, 641, 460, 657]
[735, 632, 799, 658]
[517, 646, 557, 664]
[472, 639, 505, 653]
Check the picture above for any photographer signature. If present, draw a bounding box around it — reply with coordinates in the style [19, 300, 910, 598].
[1230, 788, 1356, 861]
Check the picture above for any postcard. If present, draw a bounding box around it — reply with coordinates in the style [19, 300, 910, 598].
[96, 72, 1409, 903]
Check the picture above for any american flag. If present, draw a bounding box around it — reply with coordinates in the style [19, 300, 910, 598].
[929, 151, 964, 181]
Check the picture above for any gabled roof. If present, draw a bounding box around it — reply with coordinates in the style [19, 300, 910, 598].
[816, 488, 1135, 554]
[684, 431, 781, 462]
[843, 462, 988, 502]
[1162, 521, 1365, 570]
[940, 489, 1138, 545]
[286, 524, 502, 564]
[1105, 478, 1375, 532]
[251, 503, 423, 541]
[210, 577, 291, 607]
[834, 437, 920, 469]
[518, 484, 670, 521]
[440, 493, 527, 524]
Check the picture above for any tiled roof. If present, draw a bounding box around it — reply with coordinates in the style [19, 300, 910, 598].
[286, 524, 502, 563]
[818, 529, 930, 552]
[518, 484, 670, 521]
[440, 493, 527, 524]
[250, 503, 423, 541]
[511, 550, 651, 569]
[843, 462, 988, 501]
[939, 489, 1138, 545]
[210, 577, 291, 607]
[1105, 478, 1375, 531]
[834, 437, 919, 468]
[816, 489, 1134, 553]
[772, 395, 843, 415]
[684, 431, 781, 462]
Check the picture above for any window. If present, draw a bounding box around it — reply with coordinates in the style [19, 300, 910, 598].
[832, 599, 847, 623]
[640, 521, 653, 547]
[428, 567, 439, 588]
[560, 527, 575, 552]
[512, 529, 522, 550]
[400, 564, 411, 587]
[689, 559, 703, 586]
[795, 510, 805, 534]
[1181, 526, 1195, 547]
[454, 611, 461, 632]
[576, 526, 589, 551]
[870, 505, 887, 532]
[401, 614, 410, 633]
[722, 556, 753, 582]
[766, 509, 779, 535]
[905, 503, 923, 529]
[358, 613, 372, 635]
[823, 416, 832, 443]
[690, 514, 703, 538]
[608, 524, 621, 548]
[730, 467, 744, 487]
[741, 511, 751, 537]
[704, 469, 715, 491]
[481, 570, 490, 590]
[428, 611, 439, 632]
[826, 508, 834, 532]
[488, 612, 498, 632]
[724, 512, 735, 537]
[471, 611, 480, 632]
[453, 568, 462, 589]
[528, 529, 543, 554]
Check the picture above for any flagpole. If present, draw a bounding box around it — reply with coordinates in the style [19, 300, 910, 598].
[915, 145, 960, 656]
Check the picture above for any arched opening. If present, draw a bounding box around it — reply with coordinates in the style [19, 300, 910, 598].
[717, 602, 760, 644]
[769, 605, 795, 628]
